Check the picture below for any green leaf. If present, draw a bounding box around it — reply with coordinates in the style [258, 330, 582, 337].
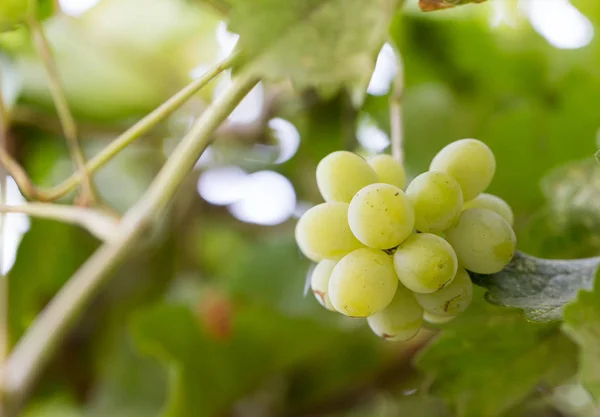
[471, 251, 600, 323]
[228, 0, 398, 100]
[132, 302, 341, 417]
[416, 292, 577, 417]
[562, 268, 600, 401]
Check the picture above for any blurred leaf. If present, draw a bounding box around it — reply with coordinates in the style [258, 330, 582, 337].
[562, 269, 600, 402]
[416, 290, 577, 417]
[229, 0, 398, 100]
[472, 251, 600, 323]
[22, 394, 82, 417]
[0, 0, 29, 33]
[9, 219, 99, 342]
[132, 302, 341, 417]
[418, 0, 487, 12]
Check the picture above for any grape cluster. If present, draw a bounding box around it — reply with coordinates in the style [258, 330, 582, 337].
[296, 139, 516, 342]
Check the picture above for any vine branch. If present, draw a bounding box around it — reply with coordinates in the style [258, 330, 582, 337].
[0, 70, 258, 412]
[0, 52, 237, 202]
[28, 15, 96, 205]
[389, 45, 404, 164]
[0, 69, 8, 387]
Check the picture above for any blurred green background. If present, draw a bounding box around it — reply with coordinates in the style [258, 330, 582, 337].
[2, 0, 600, 416]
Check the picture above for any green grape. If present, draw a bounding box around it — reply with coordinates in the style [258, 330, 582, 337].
[463, 193, 514, 226]
[329, 248, 398, 317]
[367, 283, 423, 342]
[316, 151, 378, 203]
[429, 139, 496, 201]
[348, 183, 414, 249]
[406, 171, 463, 233]
[295, 202, 364, 261]
[414, 267, 472, 317]
[393, 233, 458, 294]
[310, 260, 337, 311]
[368, 154, 406, 189]
[423, 311, 455, 324]
[0, 0, 28, 32]
[445, 208, 516, 274]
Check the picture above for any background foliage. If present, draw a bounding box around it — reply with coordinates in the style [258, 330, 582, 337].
[2, 0, 600, 416]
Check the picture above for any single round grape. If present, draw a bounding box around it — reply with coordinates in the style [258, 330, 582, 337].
[463, 193, 514, 226]
[368, 154, 406, 189]
[445, 208, 516, 274]
[406, 171, 463, 233]
[393, 233, 458, 294]
[423, 311, 455, 325]
[348, 183, 414, 249]
[295, 202, 364, 261]
[429, 139, 496, 201]
[316, 151, 378, 203]
[310, 260, 337, 311]
[329, 248, 398, 317]
[367, 284, 423, 342]
[414, 267, 472, 317]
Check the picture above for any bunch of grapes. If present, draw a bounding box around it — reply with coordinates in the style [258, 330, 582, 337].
[296, 139, 516, 342]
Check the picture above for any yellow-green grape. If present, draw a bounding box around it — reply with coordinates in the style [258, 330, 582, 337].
[0, 0, 28, 32]
[414, 267, 472, 317]
[295, 203, 364, 261]
[368, 154, 406, 189]
[316, 151, 378, 203]
[445, 208, 516, 274]
[329, 248, 398, 317]
[429, 139, 496, 201]
[463, 193, 514, 226]
[348, 184, 414, 249]
[423, 311, 455, 325]
[393, 233, 458, 294]
[310, 260, 337, 311]
[406, 171, 463, 233]
[367, 284, 423, 342]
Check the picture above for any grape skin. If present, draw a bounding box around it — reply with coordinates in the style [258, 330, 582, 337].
[393, 233, 458, 294]
[463, 193, 514, 226]
[367, 283, 423, 342]
[328, 248, 398, 317]
[368, 154, 406, 189]
[295, 202, 364, 261]
[406, 171, 463, 233]
[316, 151, 378, 203]
[445, 208, 516, 274]
[348, 183, 414, 249]
[310, 260, 338, 311]
[423, 311, 455, 325]
[429, 139, 495, 202]
[414, 267, 472, 317]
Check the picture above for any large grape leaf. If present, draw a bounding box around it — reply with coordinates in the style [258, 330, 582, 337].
[562, 269, 600, 402]
[228, 0, 399, 100]
[416, 292, 577, 417]
[132, 302, 345, 417]
[471, 252, 600, 323]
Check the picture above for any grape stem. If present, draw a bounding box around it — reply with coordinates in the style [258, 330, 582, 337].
[0, 70, 258, 415]
[0, 52, 238, 202]
[28, 14, 97, 206]
[389, 44, 404, 165]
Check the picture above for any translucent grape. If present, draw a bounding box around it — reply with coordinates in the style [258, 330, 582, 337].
[367, 284, 423, 342]
[316, 151, 378, 203]
[429, 139, 495, 201]
[348, 184, 414, 249]
[329, 248, 398, 317]
[406, 171, 463, 233]
[393, 233, 458, 294]
[445, 208, 516, 274]
[310, 260, 337, 311]
[463, 193, 514, 226]
[295, 202, 364, 261]
[423, 311, 455, 325]
[414, 267, 472, 317]
[368, 154, 406, 189]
